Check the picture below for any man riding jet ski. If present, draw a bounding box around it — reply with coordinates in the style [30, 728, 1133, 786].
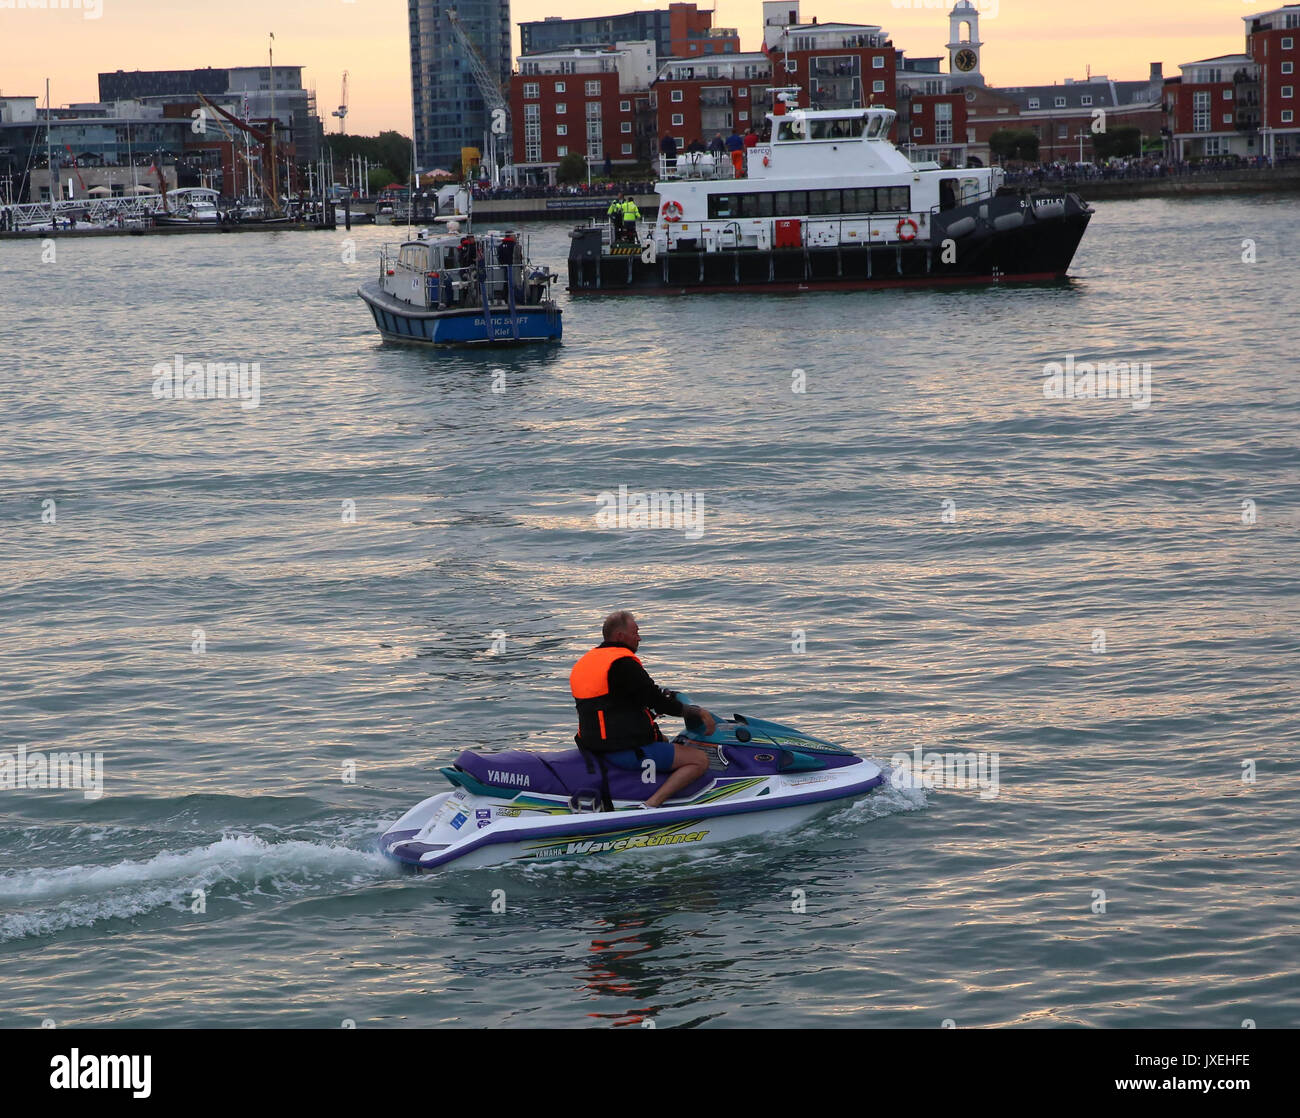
[378, 612, 887, 871]
[571, 610, 718, 809]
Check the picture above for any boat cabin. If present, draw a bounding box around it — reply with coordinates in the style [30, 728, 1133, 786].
[649, 107, 1002, 254]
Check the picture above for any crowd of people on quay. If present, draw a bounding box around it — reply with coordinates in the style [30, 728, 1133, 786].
[1004, 153, 1293, 185]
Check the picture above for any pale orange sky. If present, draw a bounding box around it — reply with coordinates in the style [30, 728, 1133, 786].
[0, 0, 1261, 135]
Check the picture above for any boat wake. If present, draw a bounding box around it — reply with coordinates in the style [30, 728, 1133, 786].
[0, 833, 396, 943]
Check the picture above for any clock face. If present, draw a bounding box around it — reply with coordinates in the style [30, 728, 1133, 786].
[955, 48, 978, 73]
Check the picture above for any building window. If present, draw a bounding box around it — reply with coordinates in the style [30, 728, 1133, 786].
[1282, 37, 1294, 49]
[557, 145, 567, 156]
[1284, 109, 1296, 122]
[620, 99, 631, 111]
[785, 60, 798, 73]
[1283, 85, 1295, 98]
[739, 110, 748, 121]
[622, 143, 633, 154]
[873, 56, 885, 69]
[585, 80, 601, 96]
[523, 82, 539, 99]
[671, 89, 683, 102]
[1204, 137, 1223, 155]
[555, 81, 566, 93]
[1054, 96, 1066, 108]
[524, 102, 541, 162]
[967, 127, 976, 142]
[1223, 113, 1233, 124]
[1283, 61, 1295, 74]
[671, 112, 684, 125]
[621, 121, 631, 132]
[1058, 124, 1068, 138]
[935, 102, 952, 144]
[913, 126, 923, 137]
[556, 124, 567, 136]
[873, 80, 885, 93]
[1223, 88, 1234, 99]
[1028, 97, 1039, 109]
[1081, 95, 1092, 106]
[1193, 90, 1210, 131]
[913, 102, 925, 114]
[556, 103, 567, 114]
[738, 86, 748, 97]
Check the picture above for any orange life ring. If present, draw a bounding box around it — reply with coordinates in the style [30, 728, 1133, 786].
[661, 200, 684, 223]
[897, 217, 919, 242]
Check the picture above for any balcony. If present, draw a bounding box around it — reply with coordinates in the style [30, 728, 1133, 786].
[699, 89, 733, 106]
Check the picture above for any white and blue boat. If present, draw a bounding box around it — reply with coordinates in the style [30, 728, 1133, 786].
[358, 221, 562, 346]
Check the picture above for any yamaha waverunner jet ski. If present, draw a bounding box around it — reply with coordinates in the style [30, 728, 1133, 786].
[380, 703, 885, 871]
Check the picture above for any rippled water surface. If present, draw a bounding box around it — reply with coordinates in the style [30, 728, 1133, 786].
[1, 196, 1297, 1027]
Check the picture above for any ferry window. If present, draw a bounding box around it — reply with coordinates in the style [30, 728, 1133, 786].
[842, 187, 873, 212]
[739, 192, 773, 218]
[883, 186, 911, 212]
[777, 119, 806, 141]
[773, 191, 807, 216]
[809, 189, 839, 215]
[865, 116, 884, 138]
[709, 195, 737, 218]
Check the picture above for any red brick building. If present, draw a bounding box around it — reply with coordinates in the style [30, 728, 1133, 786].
[1167, 6, 1299, 161]
[668, 3, 740, 56]
[510, 42, 657, 182]
[651, 54, 774, 151]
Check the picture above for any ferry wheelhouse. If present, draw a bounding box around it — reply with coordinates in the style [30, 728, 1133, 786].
[568, 105, 1092, 294]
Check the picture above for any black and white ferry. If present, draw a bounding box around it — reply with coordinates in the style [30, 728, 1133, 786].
[568, 103, 1092, 294]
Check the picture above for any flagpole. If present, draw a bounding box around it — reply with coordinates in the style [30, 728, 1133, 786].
[268, 32, 279, 210]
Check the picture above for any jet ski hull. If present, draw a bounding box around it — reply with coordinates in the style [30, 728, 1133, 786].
[380, 760, 884, 871]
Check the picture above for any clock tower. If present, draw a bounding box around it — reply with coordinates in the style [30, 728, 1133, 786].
[947, 0, 985, 88]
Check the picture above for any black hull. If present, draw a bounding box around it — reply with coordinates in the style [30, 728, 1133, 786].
[568, 190, 1092, 295]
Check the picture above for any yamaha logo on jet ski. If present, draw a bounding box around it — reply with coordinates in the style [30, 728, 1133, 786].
[379, 703, 886, 871]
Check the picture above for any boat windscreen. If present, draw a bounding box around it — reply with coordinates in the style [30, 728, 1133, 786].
[778, 115, 869, 141]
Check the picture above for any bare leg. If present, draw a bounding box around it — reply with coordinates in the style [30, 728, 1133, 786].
[644, 744, 710, 808]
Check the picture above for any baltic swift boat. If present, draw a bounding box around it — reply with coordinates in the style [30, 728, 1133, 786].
[358, 185, 562, 346]
[380, 704, 885, 871]
[568, 101, 1092, 294]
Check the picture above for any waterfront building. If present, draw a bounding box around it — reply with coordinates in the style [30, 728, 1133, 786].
[510, 42, 657, 181]
[1165, 5, 1300, 161]
[521, 4, 738, 60]
[651, 53, 774, 151]
[98, 66, 323, 163]
[409, 0, 511, 174]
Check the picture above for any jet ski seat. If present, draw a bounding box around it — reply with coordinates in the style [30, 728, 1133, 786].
[453, 748, 712, 802]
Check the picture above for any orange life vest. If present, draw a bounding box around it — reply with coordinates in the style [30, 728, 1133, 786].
[569, 645, 660, 753]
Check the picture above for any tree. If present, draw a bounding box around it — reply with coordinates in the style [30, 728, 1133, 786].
[367, 167, 396, 193]
[1093, 125, 1142, 160]
[989, 129, 1039, 163]
[556, 152, 587, 184]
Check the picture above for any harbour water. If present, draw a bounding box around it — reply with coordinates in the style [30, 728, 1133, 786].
[1, 195, 1297, 1027]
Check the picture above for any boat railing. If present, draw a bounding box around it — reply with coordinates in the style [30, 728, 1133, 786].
[657, 153, 737, 181]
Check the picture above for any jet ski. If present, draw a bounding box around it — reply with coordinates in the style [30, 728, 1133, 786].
[380, 702, 885, 871]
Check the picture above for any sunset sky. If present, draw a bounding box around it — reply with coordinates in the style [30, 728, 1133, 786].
[0, 0, 1263, 135]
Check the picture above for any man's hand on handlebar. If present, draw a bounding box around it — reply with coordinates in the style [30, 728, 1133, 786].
[684, 705, 717, 736]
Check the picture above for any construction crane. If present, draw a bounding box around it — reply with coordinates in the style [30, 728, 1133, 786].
[332, 72, 349, 134]
[445, 8, 508, 184]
